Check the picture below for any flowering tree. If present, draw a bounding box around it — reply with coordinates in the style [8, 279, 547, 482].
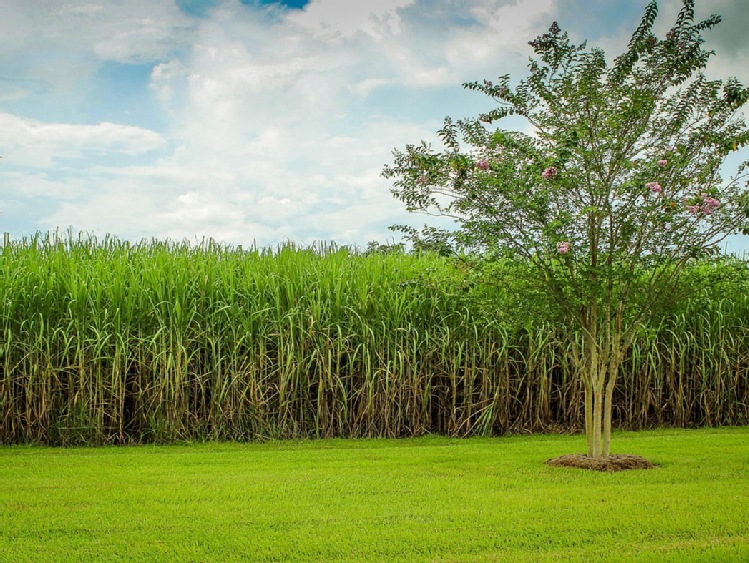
[383, 0, 749, 458]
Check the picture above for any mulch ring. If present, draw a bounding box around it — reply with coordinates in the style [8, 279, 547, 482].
[545, 454, 656, 472]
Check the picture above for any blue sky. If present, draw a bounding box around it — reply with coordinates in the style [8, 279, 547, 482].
[1, 0, 748, 251]
[177, 0, 311, 17]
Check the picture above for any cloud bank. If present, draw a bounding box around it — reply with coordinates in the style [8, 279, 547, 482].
[1, 0, 747, 251]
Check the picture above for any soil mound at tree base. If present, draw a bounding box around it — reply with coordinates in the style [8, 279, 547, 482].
[545, 454, 655, 472]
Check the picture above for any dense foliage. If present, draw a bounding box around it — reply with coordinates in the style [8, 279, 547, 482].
[1, 233, 747, 445]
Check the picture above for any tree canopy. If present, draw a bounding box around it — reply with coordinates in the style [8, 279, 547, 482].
[384, 0, 749, 458]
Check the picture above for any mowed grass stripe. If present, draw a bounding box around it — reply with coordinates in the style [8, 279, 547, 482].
[1, 427, 747, 562]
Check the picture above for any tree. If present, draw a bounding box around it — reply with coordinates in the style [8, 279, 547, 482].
[383, 0, 749, 458]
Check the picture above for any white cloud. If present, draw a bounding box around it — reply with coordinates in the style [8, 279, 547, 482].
[131, 0, 553, 243]
[3, 0, 747, 250]
[286, 0, 416, 40]
[447, 0, 555, 65]
[0, 0, 570, 245]
[0, 113, 168, 168]
[0, 1, 194, 65]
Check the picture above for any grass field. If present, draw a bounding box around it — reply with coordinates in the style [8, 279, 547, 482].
[1, 427, 747, 562]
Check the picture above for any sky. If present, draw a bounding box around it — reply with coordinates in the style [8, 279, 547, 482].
[1, 0, 748, 252]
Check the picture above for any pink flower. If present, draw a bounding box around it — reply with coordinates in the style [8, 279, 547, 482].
[646, 181, 662, 194]
[701, 195, 721, 214]
[542, 166, 558, 179]
[658, 159, 668, 167]
[476, 159, 490, 171]
[416, 175, 428, 185]
[687, 194, 720, 216]
[557, 241, 570, 254]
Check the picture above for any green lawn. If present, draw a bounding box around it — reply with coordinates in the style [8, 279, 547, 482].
[1, 428, 747, 562]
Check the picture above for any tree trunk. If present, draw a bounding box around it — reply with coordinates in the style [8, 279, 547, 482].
[578, 309, 629, 459]
[594, 384, 604, 457]
[579, 303, 633, 458]
[585, 386, 594, 457]
[602, 372, 617, 456]
[582, 347, 625, 458]
[583, 381, 608, 458]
